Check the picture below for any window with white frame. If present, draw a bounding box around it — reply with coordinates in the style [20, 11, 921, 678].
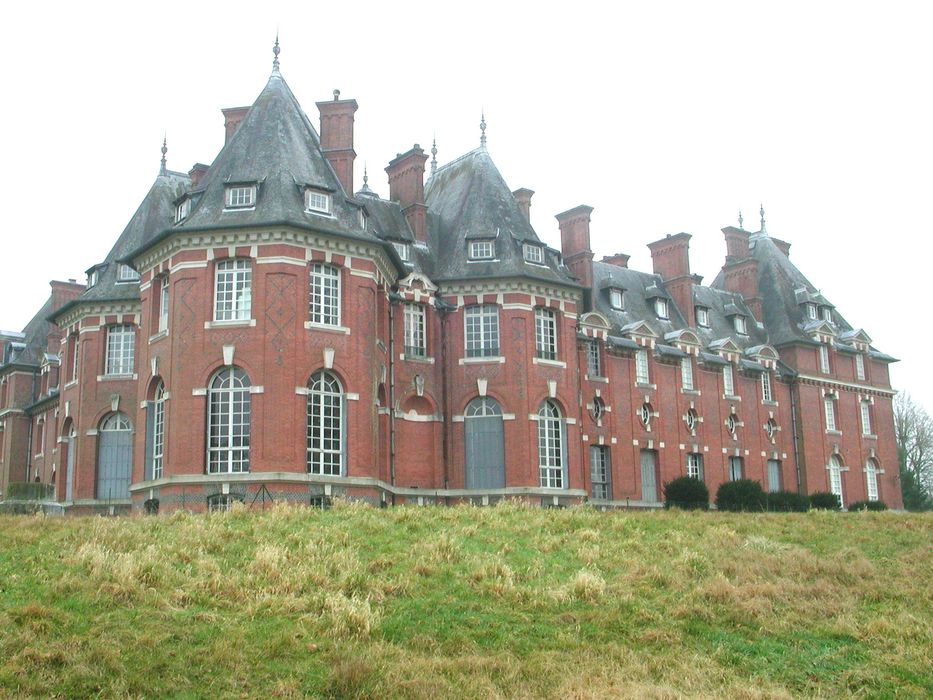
[722, 364, 735, 396]
[586, 340, 601, 377]
[855, 353, 866, 381]
[865, 459, 879, 501]
[537, 400, 564, 488]
[403, 304, 426, 357]
[523, 243, 544, 264]
[696, 306, 710, 327]
[733, 315, 748, 335]
[806, 303, 818, 320]
[105, 325, 135, 376]
[207, 367, 250, 474]
[152, 381, 165, 480]
[214, 259, 252, 321]
[174, 198, 190, 223]
[392, 242, 411, 262]
[307, 370, 344, 476]
[87, 270, 98, 288]
[681, 356, 694, 391]
[824, 396, 837, 432]
[609, 289, 624, 310]
[225, 184, 256, 208]
[655, 298, 669, 319]
[819, 344, 831, 374]
[69, 334, 79, 383]
[535, 307, 557, 360]
[469, 240, 495, 260]
[635, 348, 650, 384]
[117, 264, 140, 283]
[464, 304, 499, 357]
[728, 456, 743, 481]
[309, 263, 340, 326]
[821, 307, 833, 323]
[828, 455, 844, 506]
[158, 275, 169, 333]
[305, 188, 331, 214]
[686, 453, 703, 480]
[761, 370, 773, 402]
[590, 445, 611, 500]
[861, 400, 872, 436]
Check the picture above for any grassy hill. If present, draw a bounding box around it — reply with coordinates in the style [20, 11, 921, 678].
[0, 503, 930, 699]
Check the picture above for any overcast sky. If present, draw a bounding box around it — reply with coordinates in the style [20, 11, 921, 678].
[1, 1, 930, 411]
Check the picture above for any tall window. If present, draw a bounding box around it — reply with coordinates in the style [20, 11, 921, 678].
[828, 455, 844, 506]
[681, 357, 694, 390]
[590, 446, 611, 499]
[635, 349, 650, 384]
[586, 340, 601, 377]
[307, 370, 344, 476]
[537, 400, 564, 488]
[105, 325, 135, 376]
[728, 456, 743, 481]
[207, 367, 251, 473]
[722, 364, 735, 396]
[68, 334, 79, 382]
[819, 344, 831, 374]
[860, 400, 872, 435]
[158, 276, 169, 333]
[767, 459, 781, 492]
[761, 370, 773, 402]
[535, 308, 557, 360]
[855, 353, 866, 381]
[310, 263, 340, 326]
[214, 259, 252, 321]
[824, 396, 837, 432]
[403, 304, 426, 357]
[865, 459, 879, 501]
[152, 382, 165, 479]
[686, 453, 703, 480]
[464, 304, 499, 357]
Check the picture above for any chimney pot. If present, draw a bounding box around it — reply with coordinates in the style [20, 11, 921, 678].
[221, 106, 250, 145]
[386, 146, 429, 242]
[556, 205, 595, 289]
[513, 188, 535, 222]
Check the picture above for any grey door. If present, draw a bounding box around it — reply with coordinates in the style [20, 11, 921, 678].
[97, 413, 132, 500]
[64, 433, 75, 501]
[465, 397, 505, 489]
[640, 449, 658, 502]
[767, 459, 781, 492]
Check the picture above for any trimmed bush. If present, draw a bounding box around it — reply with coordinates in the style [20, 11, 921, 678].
[848, 500, 888, 512]
[765, 490, 811, 512]
[663, 477, 710, 510]
[809, 492, 842, 510]
[715, 479, 766, 512]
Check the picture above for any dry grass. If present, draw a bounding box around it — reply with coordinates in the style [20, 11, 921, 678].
[0, 502, 930, 698]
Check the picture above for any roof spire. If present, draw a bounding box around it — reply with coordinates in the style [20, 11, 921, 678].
[738, 210, 744, 229]
[160, 134, 167, 175]
[480, 110, 486, 149]
[759, 203, 767, 234]
[272, 32, 281, 73]
[358, 163, 375, 196]
[430, 136, 438, 176]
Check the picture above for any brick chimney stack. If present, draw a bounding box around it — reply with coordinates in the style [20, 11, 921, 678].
[221, 106, 250, 144]
[386, 145, 429, 242]
[556, 205, 595, 290]
[317, 90, 359, 194]
[601, 253, 630, 268]
[647, 233, 700, 327]
[720, 227, 762, 320]
[188, 163, 210, 189]
[513, 188, 534, 222]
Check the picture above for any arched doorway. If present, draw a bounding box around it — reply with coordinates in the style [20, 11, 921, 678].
[465, 397, 505, 489]
[97, 412, 132, 500]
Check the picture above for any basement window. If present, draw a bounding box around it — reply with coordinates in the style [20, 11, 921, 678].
[207, 493, 244, 512]
[225, 184, 256, 209]
[305, 188, 332, 214]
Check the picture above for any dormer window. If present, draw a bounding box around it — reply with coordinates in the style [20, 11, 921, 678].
[470, 240, 495, 260]
[654, 299, 669, 319]
[393, 242, 411, 262]
[225, 184, 256, 209]
[174, 198, 191, 223]
[117, 264, 140, 283]
[305, 188, 331, 214]
[523, 243, 544, 264]
[87, 270, 99, 288]
[696, 306, 710, 327]
[733, 315, 748, 335]
[806, 303, 818, 320]
[358, 208, 367, 228]
[821, 307, 833, 323]
[609, 288, 624, 310]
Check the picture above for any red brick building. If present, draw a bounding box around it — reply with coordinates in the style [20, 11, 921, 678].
[0, 46, 901, 512]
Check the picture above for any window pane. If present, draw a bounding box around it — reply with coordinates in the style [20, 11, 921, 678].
[214, 260, 252, 321]
[308, 371, 343, 475]
[207, 368, 251, 473]
[537, 401, 563, 488]
[310, 263, 340, 325]
[465, 305, 499, 357]
[105, 325, 135, 375]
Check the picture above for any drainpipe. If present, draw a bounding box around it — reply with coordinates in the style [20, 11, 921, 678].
[387, 291, 403, 504]
[24, 368, 39, 483]
[789, 378, 803, 494]
[436, 298, 457, 497]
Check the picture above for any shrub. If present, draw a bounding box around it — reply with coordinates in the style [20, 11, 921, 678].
[809, 492, 841, 510]
[663, 477, 710, 510]
[715, 479, 766, 512]
[765, 490, 810, 512]
[848, 500, 888, 512]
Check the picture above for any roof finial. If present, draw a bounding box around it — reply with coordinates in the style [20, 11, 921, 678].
[480, 110, 487, 149]
[759, 203, 767, 234]
[430, 136, 438, 176]
[160, 134, 167, 175]
[363, 164, 369, 187]
[272, 33, 281, 73]
[738, 210, 744, 229]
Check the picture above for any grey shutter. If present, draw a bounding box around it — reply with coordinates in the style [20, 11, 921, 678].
[144, 403, 155, 481]
[97, 429, 133, 500]
[65, 438, 75, 501]
[767, 459, 781, 492]
[640, 450, 658, 502]
[465, 414, 505, 489]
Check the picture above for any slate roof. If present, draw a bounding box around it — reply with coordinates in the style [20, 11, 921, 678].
[2, 296, 55, 368]
[591, 261, 686, 338]
[424, 148, 576, 286]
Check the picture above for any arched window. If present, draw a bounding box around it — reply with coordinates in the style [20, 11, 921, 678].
[151, 382, 166, 479]
[537, 400, 564, 488]
[207, 367, 251, 473]
[865, 459, 880, 502]
[307, 370, 344, 475]
[828, 454, 844, 507]
[464, 397, 504, 489]
[97, 412, 132, 500]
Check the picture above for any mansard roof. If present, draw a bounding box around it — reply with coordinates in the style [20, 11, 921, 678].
[692, 285, 769, 350]
[1, 296, 55, 369]
[424, 148, 575, 286]
[591, 262, 686, 337]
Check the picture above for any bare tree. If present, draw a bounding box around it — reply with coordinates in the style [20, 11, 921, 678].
[894, 393, 933, 510]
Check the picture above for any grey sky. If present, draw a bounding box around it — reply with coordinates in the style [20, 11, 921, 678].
[1, 1, 930, 410]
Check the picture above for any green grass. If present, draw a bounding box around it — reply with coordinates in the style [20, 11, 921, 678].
[0, 503, 930, 698]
